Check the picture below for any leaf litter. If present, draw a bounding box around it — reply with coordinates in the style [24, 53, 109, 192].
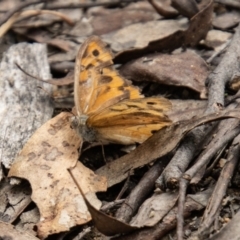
[1, 0, 240, 239]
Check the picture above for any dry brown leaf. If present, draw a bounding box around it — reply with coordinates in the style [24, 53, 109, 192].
[120, 50, 209, 98]
[104, 18, 188, 52]
[114, 0, 213, 63]
[8, 112, 107, 239]
[90, 1, 161, 35]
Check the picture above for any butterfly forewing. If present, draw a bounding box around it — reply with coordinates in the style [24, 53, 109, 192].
[86, 67, 140, 115]
[74, 36, 113, 114]
[74, 36, 142, 116]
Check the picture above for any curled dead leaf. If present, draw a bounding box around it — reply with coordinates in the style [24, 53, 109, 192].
[69, 169, 137, 236]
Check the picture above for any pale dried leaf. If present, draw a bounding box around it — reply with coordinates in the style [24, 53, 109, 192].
[203, 29, 232, 51]
[0, 221, 40, 240]
[103, 19, 188, 52]
[213, 11, 240, 30]
[8, 112, 107, 239]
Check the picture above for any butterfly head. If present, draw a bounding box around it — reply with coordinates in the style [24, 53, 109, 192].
[70, 114, 97, 143]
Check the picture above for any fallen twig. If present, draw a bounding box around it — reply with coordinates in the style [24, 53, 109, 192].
[198, 134, 240, 238]
[177, 117, 240, 239]
[175, 22, 240, 240]
[115, 158, 170, 223]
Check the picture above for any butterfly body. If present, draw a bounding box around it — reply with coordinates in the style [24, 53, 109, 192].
[71, 36, 172, 145]
[71, 115, 97, 143]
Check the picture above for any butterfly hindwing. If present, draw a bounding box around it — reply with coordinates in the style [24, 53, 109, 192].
[88, 98, 171, 127]
[86, 97, 171, 144]
[94, 123, 170, 145]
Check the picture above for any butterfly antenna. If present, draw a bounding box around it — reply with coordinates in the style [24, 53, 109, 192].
[15, 61, 49, 83]
[101, 144, 107, 163]
[78, 141, 83, 157]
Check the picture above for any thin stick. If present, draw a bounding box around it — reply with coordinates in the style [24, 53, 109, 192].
[45, 0, 140, 10]
[0, 0, 49, 26]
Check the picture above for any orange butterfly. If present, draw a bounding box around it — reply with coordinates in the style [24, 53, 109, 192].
[71, 36, 172, 145]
